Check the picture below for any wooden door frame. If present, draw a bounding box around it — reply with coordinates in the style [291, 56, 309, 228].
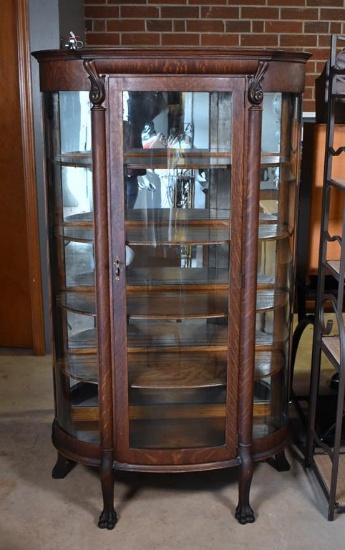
[16, 0, 45, 355]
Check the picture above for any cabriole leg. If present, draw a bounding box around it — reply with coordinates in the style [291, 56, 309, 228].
[235, 444, 255, 524]
[98, 450, 117, 530]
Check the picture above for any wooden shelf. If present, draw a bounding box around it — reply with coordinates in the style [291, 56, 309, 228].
[126, 208, 223, 222]
[127, 288, 228, 319]
[72, 407, 99, 421]
[258, 223, 290, 240]
[128, 319, 228, 350]
[69, 271, 95, 288]
[255, 327, 289, 347]
[57, 349, 283, 386]
[256, 289, 287, 312]
[129, 403, 225, 420]
[124, 151, 286, 171]
[255, 350, 284, 378]
[64, 212, 93, 223]
[127, 288, 286, 319]
[128, 318, 287, 351]
[58, 287, 287, 320]
[59, 353, 98, 383]
[58, 291, 96, 315]
[57, 210, 287, 246]
[126, 224, 229, 245]
[68, 328, 97, 351]
[124, 149, 231, 169]
[129, 352, 226, 389]
[127, 267, 228, 287]
[56, 226, 94, 242]
[129, 417, 226, 449]
[55, 151, 92, 167]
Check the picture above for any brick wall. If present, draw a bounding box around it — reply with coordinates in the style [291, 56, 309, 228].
[84, 1, 345, 112]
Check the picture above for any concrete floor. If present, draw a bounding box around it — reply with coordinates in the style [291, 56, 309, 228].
[1, 328, 345, 550]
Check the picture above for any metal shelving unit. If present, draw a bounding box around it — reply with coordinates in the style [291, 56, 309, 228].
[306, 34, 345, 521]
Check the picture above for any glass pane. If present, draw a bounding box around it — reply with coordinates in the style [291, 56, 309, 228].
[49, 91, 98, 444]
[59, 92, 91, 154]
[61, 166, 93, 222]
[255, 93, 301, 438]
[123, 90, 232, 449]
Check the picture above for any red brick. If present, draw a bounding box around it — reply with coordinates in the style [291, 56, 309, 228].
[84, 0, 107, 4]
[161, 33, 200, 46]
[189, 0, 228, 4]
[174, 21, 186, 32]
[280, 8, 319, 20]
[121, 33, 160, 46]
[265, 21, 303, 33]
[233, 0, 266, 3]
[280, 35, 317, 47]
[252, 21, 264, 33]
[121, 6, 159, 19]
[304, 21, 329, 34]
[307, 0, 344, 6]
[108, 0, 146, 3]
[225, 21, 251, 33]
[242, 7, 280, 20]
[317, 35, 331, 49]
[187, 20, 224, 33]
[321, 8, 345, 20]
[85, 33, 120, 46]
[330, 22, 343, 34]
[147, 20, 173, 32]
[94, 20, 106, 32]
[241, 34, 279, 48]
[201, 34, 240, 47]
[305, 73, 317, 88]
[267, 0, 305, 5]
[107, 19, 145, 32]
[149, 0, 187, 4]
[161, 7, 200, 18]
[85, 7, 119, 18]
[200, 7, 239, 19]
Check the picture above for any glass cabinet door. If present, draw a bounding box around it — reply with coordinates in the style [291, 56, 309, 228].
[254, 92, 302, 438]
[45, 91, 98, 444]
[113, 83, 243, 455]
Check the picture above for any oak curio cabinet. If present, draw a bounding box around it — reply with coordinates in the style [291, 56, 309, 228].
[33, 47, 309, 529]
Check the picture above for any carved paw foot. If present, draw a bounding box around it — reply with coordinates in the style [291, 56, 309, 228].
[98, 507, 117, 530]
[235, 503, 255, 525]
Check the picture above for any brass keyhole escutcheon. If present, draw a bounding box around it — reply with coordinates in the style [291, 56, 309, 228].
[114, 256, 120, 281]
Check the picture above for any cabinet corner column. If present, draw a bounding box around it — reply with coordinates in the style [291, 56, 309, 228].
[236, 61, 268, 525]
[84, 59, 116, 528]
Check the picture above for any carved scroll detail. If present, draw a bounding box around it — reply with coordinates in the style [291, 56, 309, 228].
[248, 61, 269, 106]
[83, 60, 105, 106]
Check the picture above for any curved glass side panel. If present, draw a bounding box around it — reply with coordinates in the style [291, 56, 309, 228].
[254, 92, 302, 438]
[45, 91, 98, 444]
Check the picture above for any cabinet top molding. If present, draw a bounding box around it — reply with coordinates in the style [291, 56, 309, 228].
[32, 47, 310, 94]
[32, 46, 310, 63]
